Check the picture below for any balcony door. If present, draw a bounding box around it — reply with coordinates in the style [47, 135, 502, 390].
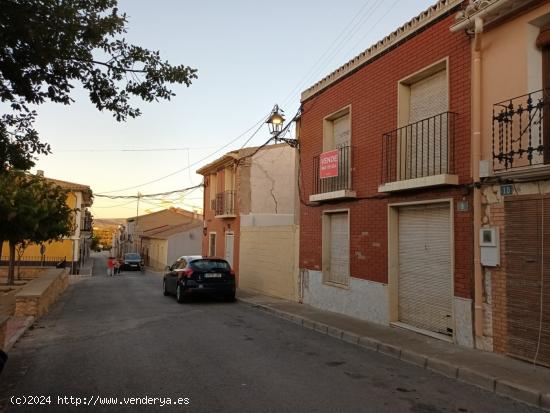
[398, 62, 449, 180]
[224, 232, 234, 267]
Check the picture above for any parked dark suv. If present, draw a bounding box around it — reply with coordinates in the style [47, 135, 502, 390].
[163, 256, 236, 303]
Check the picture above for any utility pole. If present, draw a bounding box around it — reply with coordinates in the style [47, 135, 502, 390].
[135, 192, 140, 253]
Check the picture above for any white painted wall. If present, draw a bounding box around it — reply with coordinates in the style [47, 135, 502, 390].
[166, 226, 202, 265]
[250, 146, 296, 214]
[303, 270, 389, 325]
[239, 225, 299, 301]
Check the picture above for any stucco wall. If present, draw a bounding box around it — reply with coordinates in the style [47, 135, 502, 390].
[167, 227, 202, 264]
[250, 146, 296, 214]
[480, 2, 550, 162]
[148, 239, 168, 270]
[239, 225, 299, 301]
[303, 270, 389, 325]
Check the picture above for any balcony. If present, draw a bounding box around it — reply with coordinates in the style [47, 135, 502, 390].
[493, 89, 550, 175]
[310, 145, 356, 202]
[379, 112, 458, 192]
[212, 190, 236, 218]
[81, 212, 93, 232]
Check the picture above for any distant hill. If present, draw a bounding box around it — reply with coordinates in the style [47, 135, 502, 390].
[93, 218, 127, 228]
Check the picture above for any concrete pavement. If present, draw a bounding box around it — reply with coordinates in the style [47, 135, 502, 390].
[237, 290, 550, 411]
[0, 268, 538, 412]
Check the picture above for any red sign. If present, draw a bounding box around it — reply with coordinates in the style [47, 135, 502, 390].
[319, 150, 339, 179]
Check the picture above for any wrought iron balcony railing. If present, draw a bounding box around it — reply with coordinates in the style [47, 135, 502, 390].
[213, 190, 236, 216]
[312, 145, 353, 195]
[381, 112, 456, 184]
[493, 89, 550, 171]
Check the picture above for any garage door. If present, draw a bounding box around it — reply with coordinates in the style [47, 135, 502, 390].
[398, 203, 453, 336]
[505, 195, 550, 367]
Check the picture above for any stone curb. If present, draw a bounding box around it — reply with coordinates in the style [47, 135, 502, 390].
[4, 316, 34, 353]
[237, 297, 548, 411]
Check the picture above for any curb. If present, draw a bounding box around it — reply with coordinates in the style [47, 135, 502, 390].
[238, 297, 548, 411]
[4, 316, 34, 353]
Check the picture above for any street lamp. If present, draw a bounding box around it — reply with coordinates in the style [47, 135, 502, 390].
[266, 104, 285, 135]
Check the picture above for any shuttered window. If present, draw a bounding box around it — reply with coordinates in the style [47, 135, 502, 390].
[505, 195, 550, 367]
[406, 69, 449, 179]
[324, 212, 350, 285]
[332, 114, 350, 149]
[398, 203, 453, 336]
[323, 107, 351, 151]
[409, 69, 448, 123]
[208, 232, 216, 257]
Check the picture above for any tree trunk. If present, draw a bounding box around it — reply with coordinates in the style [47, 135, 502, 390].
[7, 241, 16, 286]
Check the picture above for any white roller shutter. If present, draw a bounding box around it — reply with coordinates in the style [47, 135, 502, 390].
[333, 114, 350, 148]
[328, 212, 349, 285]
[409, 69, 447, 123]
[407, 70, 449, 178]
[398, 203, 453, 336]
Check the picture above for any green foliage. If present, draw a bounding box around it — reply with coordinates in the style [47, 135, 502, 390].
[0, 170, 75, 284]
[0, 0, 198, 171]
[91, 234, 101, 252]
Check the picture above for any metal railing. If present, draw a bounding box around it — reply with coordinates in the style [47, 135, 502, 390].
[381, 112, 456, 185]
[493, 89, 550, 171]
[312, 146, 353, 195]
[213, 190, 236, 216]
[0, 256, 66, 266]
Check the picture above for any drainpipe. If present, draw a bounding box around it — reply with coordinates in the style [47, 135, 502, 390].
[472, 17, 484, 341]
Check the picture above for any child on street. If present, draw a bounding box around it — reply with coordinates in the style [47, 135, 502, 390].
[107, 256, 115, 276]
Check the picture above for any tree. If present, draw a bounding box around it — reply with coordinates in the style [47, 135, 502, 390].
[90, 234, 101, 252]
[0, 171, 74, 285]
[0, 0, 198, 171]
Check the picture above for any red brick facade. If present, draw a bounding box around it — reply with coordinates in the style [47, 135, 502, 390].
[299, 12, 473, 298]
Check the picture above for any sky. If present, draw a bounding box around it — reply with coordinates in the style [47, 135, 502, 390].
[31, 0, 438, 219]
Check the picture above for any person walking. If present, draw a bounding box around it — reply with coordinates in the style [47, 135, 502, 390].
[114, 259, 121, 275]
[107, 256, 115, 276]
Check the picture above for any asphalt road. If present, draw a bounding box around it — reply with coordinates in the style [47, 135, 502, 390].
[0, 254, 538, 413]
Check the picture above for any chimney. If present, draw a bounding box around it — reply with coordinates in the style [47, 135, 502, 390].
[36, 170, 44, 177]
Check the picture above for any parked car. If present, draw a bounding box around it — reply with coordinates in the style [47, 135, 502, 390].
[122, 253, 143, 271]
[163, 256, 236, 303]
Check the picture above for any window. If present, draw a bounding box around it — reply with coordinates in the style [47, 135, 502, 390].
[397, 60, 450, 179]
[322, 211, 350, 286]
[224, 166, 234, 192]
[209, 173, 217, 211]
[323, 107, 351, 151]
[208, 232, 216, 257]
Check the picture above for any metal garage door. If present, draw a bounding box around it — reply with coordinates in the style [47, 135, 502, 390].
[398, 203, 453, 336]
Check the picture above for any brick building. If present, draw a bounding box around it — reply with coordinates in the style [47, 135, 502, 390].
[298, 0, 475, 346]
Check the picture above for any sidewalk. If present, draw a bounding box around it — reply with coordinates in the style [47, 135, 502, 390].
[237, 289, 550, 411]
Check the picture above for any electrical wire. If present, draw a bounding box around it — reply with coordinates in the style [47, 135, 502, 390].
[280, 0, 386, 109]
[343, 0, 400, 63]
[94, 184, 203, 199]
[56, 146, 217, 152]
[91, 199, 138, 209]
[96, 115, 269, 194]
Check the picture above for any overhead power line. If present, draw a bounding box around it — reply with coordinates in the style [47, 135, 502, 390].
[97, 114, 269, 194]
[94, 183, 203, 199]
[56, 146, 217, 152]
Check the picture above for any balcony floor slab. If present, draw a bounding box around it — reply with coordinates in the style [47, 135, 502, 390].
[309, 190, 357, 202]
[378, 174, 458, 193]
